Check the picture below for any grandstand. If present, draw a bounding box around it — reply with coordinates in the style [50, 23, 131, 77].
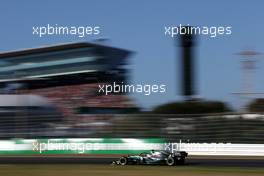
[0, 42, 136, 138]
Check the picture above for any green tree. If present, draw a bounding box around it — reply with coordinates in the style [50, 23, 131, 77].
[247, 99, 264, 113]
[153, 100, 231, 114]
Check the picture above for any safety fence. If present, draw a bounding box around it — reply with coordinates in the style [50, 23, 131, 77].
[0, 113, 264, 144]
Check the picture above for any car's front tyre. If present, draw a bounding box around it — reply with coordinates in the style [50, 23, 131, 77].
[166, 156, 175, 166]
[119, 157, 128, 165]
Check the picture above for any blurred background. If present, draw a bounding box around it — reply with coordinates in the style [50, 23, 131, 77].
[0, 0, 264, 145]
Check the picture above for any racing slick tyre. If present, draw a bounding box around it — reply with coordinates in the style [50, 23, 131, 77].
[119, 157, 128, 165]
[166, 156, 175, 166]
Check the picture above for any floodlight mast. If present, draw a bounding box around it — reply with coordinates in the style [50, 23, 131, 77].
[233, 50, 262, 112]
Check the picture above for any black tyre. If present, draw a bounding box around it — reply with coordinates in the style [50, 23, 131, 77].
[119, 157, 128, 165]
[166, 156, 175, 166]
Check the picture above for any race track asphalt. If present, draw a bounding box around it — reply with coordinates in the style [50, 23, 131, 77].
[0, 156, 263, 167]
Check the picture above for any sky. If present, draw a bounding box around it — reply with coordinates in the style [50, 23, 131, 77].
[0, 0, 264, 110]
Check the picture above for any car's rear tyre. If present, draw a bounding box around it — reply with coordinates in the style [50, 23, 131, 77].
[119, 157, 128, 165]
[166, 156, 175, 166]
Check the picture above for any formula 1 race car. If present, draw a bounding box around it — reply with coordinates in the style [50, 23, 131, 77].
[112, 150, 188, 166]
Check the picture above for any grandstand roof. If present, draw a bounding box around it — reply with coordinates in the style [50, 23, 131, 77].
[0, 42, 131, 59]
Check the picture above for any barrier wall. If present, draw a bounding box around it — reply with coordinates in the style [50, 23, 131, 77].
[0, 138, 264, 156]
[167, 142, 264, 156]
[0, 138, 164, 155]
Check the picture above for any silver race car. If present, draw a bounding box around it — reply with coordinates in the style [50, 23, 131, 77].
[113, 150, 188, 166]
